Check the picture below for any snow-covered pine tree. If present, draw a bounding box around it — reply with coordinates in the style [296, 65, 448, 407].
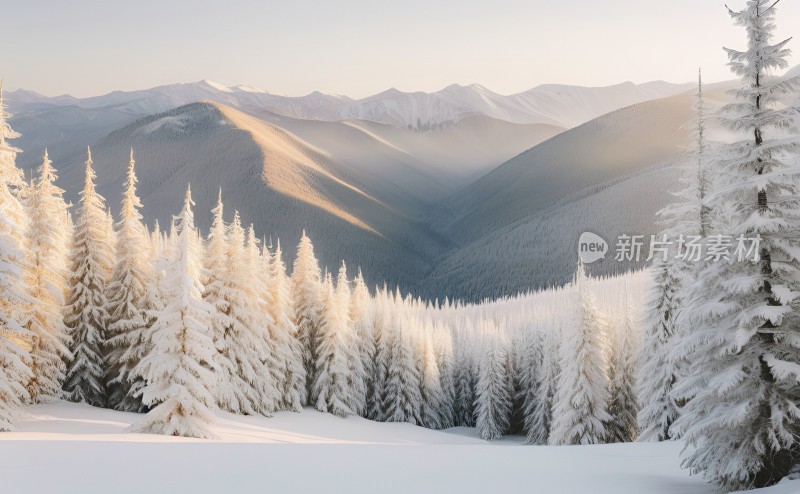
[244, 225, 281, 414]
[475, 322, 513, 440]
[312, 266, 355, 417]
[518, 326, 542, 442]
[453, 326, 477, 427]
[292, 231, 323, 404]
[383, 290, 422, 424]
[605, 291, 639, 443]
[0, 83, 34, 429]
[367, 287, 390, 421]
[201, 191, 242, 413]
[418, 322, 445, 430]
[639, 68, 711, 442]
[132, 185, 218, 438]
[105, 149, 154, 412]
[549, 262, 611, 445]
[432, 322, 456, 429]
[673, 2, 800, 489]
[525, 329, 559, 445]
[349, 269, 372, 416]
[63, 147, 114, 407]
[266, 240, 306, 412]
[24, 150, 72, 402]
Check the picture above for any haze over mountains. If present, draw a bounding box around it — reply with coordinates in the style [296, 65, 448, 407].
[5, 75, 738, 299]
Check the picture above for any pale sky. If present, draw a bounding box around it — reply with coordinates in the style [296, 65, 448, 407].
[4, 0, 800, 98]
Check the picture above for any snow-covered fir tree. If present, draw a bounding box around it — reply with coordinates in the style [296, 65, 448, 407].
[605, 292, 639, 443]
[105, 149, 154, 412]
[312, 266, 356, 417]
[383, 290, 422, 424]
[525, 329, 559, 445]
[292, 231, 323, 404]
[549, 262, 611, 445]
[453, 326, 478, 427]
[432, 322, 456, 429]
[266, 240, 306, 412]
[24, 150, 72, 403]
[475, 323, 513, 440]
[63, 147, 114, 407]
[367, 287, 391, 421]
[0, 83, 33, 430]
[348, 269, 372, 416]
[673, 2, 800, 489]
[418, 322, 445, 430]
[132, 185, 218, 438]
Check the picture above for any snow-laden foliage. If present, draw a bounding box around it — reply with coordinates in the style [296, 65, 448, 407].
[292, 231, 323, 405]
[673, 2, 800, 490]
[105, 150, 154, 412]
[63, 148, 114, 408]
[24, 150, 71, 403]
[549, 262, 612, 445]
[131, 187, 218, 438]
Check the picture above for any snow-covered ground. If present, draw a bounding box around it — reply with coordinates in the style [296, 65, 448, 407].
[1, 402, 796, 494]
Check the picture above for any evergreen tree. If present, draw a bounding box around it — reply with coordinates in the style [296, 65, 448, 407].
[291, 231, 323, 404]
[433, 322, 456, 429]
[637, 259, 682, 441]
[105, 149, 154, 412]
[605, 294, 639, 443]
[132, 186, 217, 438]
[349, 269, 372, 416]
[525, 329, 559, 445]
[418, 323, 445, 430]
[25, 150, 72, 402]
[674, 2, 800, 489]
[63, 148, 113, 407]
[312, 267, 355, 417]
[0, 83, 33, 429]
[266, 240, 306, 412]
[367, 288, 390, 421]
[383, 292, 422, 424]
[453, 328, 477, 427]
[549, 262, 611, 445]
[475, 324, 513, 440]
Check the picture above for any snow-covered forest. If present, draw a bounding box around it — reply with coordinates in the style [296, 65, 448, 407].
[3, 1, 800, 493]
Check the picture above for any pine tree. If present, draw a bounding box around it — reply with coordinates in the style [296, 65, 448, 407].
[418, 323, 445, 430]
[291, 231, 323, 404]
[24, 150, 72, 402]
[637, 259, 682, 441]
[0, 82, 33, 429]
[244, 225, 281, 414]
[453, 328, 477, 427]
[312, 267, 355, 417]
[201, 191, 242, 413]
[105, 149, 154, 412]
[132, 186, 217, 438]
[63, 147, 114, 407]
[367, 288, 390, 421]
[433, 322, 456, 429]
[266, 240, 306, 412]
[674, 2, 800, 489]
[475, 324, 513, 440]
[383, 292, 422, 425]
[525, 329, 559, 445]
[349, 269, 372, 416]
[605, 294, 639, 443]
[549, 262, 611, 445]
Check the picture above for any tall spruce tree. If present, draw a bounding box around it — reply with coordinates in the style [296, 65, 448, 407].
[132, 186, 218, 438]
[549, 262, 611, 445]
[0, 82, 33, 429]
[475, 324, 513, 440]
[63, 148, 114, 407]
[105, 149, 154, 412]
[674, 2, 800, 489]
[292, 231, 323, 404]
[25, 150, 72, 402]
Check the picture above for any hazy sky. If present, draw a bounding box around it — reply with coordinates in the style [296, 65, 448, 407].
[4, 0, 800, 98]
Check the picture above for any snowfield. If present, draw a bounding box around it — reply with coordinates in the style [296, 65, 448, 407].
[0, 402, 796, 494]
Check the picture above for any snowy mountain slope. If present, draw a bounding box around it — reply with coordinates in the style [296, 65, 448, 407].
[7, 77, 692, 132]
[419, 94, 697, 299]
[52, 102, 450, 290]
[432, 94, 696, 245]
[0, 401, 746, 494]
[244, 108, 564, 194]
